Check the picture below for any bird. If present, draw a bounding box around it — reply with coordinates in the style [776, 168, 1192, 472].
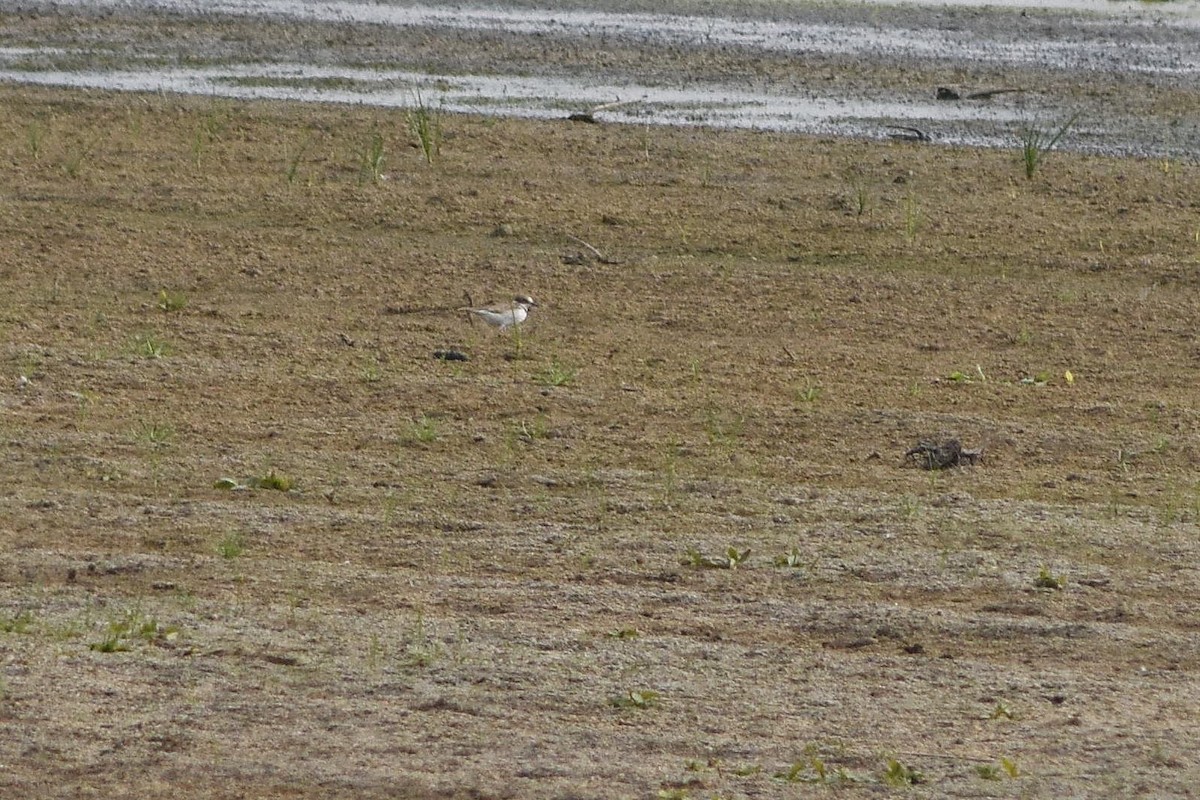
[461, 295, 538, 331]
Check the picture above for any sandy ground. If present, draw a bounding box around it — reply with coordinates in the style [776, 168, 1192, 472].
[1, 6, 1200, 798]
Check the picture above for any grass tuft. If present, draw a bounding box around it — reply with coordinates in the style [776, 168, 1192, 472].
[1019, 112, 1082, 179]
[360, 130, 386, 183]
[217, 532, 246, 559]
[157, 289, 187, 312]
[611, 689, 660, 709]
[407, 91, 442, 165]
[535, 359, 577, 387]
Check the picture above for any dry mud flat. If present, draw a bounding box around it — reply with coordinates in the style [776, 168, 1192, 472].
[2, 82, 1200, 799]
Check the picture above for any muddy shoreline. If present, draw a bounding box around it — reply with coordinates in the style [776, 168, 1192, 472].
[1, 0, 1198, 156]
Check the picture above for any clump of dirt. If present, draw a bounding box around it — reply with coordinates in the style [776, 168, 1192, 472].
[1, 85, 1200, 799]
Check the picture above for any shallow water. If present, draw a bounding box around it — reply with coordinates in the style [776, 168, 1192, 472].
[3, 0, 1199, 156]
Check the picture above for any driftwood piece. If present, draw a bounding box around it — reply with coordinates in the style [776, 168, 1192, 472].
[936, 86, 1024, 101]
[561, 232, 623, 265]
[887, 125, 931, 142]
[566, 98, 641, 124]
[904, 438, 983, 470]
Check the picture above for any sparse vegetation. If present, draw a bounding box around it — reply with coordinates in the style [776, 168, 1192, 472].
[88, 607, 179, 653]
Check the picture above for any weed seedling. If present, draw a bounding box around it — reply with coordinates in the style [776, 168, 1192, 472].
[903, 189, 921, 242]
[703, 406, 745, 445]
[882, 758, 923, 787]
[535, 359, 577, 387]
[366, 632, 385, 671]
[133, 332, 169, 359]
[285, 132, 313, 184]
[1018, 112, 1081, 179]
[1, 610, 34, 634]
[360, 358, 383, 383]
[990, 700, 1017, 720]
[975, 764, 1001, 780]
[843, 170, 873, 216]
[773, 547, 811, 569]
[612, 689, 660, 709]
[216, 532, 245, 559]
[774, 756, 851, 785]
[217, 470, 295, 492]
[408, 415, 439, 444]
[660, 441, 680, 505]
[27, 121, 45, 161]
[138, 421, 175, 449]
[401, 610, 443, 668]
[682, 546, 751, 569]
[64, 138, 97, 178]
[360, 130, 386, 183]
[407, 91, 441, 165]
[192, 109, 226, 168]
[1034, 565, 1065, 590]
[254, 470, 294, 491]
[606, 627, 640, 640]
[512, 416, 549, 443]
[796, 379, 821, 404]
[157, 289, 187, 312]
[89, 607, 178, 653]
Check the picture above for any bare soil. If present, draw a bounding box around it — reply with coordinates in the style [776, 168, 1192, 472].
[3, 84, 1200, 798]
